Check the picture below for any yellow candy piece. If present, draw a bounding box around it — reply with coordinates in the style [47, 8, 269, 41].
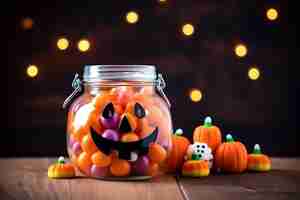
[182, 160, 210, 177]
[48, 157, 76, 178]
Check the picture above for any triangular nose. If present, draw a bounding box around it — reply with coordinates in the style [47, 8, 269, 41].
[119, 115, 132, 133]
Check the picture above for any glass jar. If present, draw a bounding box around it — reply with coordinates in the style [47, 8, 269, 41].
[64, 65, 173, 180]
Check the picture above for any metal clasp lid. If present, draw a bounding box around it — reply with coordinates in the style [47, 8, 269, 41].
[62, 73, 82, 109]
[62, 72, 171, 109]
[155, 73, 171, 108]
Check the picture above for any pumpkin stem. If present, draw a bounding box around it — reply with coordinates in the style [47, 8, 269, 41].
[204, 116, 212, 127]
[253, 144, 262, 154]
[191, 153, 201, 160]
[226, 134, 234, 142]
[57, 156, 65, 164]
[174, 128, 183, 136]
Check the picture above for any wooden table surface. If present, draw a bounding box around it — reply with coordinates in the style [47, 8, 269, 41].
[0, 158, 299, 200]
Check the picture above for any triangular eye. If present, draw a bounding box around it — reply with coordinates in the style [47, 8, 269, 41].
[134, 103, 146, 118]
[102, 103, 114, 119]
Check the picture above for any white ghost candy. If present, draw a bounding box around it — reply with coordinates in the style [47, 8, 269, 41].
[186, 142, 214, 169]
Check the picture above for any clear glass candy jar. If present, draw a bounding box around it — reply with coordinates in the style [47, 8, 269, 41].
[64, 65, 173, 180]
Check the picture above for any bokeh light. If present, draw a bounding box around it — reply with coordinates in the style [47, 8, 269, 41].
[182, 23, 194, 36]
[158, 0, 167, 3]
[266, 8, 279, 21]
[21, 17, 34, 30]
[77, 39, 90, 52]
[189, 89, 202, 102]
[27, 65, 39, 78]
[126, 11, 139, 24]
[248, 67, 260, 80]
[235, 44, 248, 58]
[57, 38, 69, 50]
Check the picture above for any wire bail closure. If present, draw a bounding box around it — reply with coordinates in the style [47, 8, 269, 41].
[62, 73, 82, 109]
[62, 72, 171, 109]
[155, 73, 171, 108]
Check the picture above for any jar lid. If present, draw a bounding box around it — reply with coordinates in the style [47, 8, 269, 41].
[83, 65, 156, 82]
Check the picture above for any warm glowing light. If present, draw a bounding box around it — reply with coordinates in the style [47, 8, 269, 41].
[57, 38, 69, 50]
[21, 17, 34, 30]
[126, 11, 139, 24]
[158, 0, 167, 3]
[190, 89, 202, 102]
[77, 39, 90, 52]
[182, 23, 194, 36]
[27, 65, 39, 78]
[235, 44, 248, 57]
[248, 67, 260, 80]
[266, 8, 278, 21]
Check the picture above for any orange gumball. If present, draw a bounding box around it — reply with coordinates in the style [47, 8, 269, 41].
[121, 133, 140, 142]
[148, 143, 167, 163]
[93, 93, 117, 112]
[81, 133, 98, 154]
[72, 126, 89, 142]
[110, 159, 131, 177]
[147, 162, 159, 176]
[89, 111, 103, 134]
[77, 152, 92, 175]
[91, 151, 112, 167]
[70, 153, 77, 164]
[114, 104, 124, 115]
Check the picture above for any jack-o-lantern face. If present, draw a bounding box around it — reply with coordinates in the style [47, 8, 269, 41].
[91, 102, 159, 161]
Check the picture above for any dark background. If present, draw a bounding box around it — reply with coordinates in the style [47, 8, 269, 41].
[4, 0, 298, 157]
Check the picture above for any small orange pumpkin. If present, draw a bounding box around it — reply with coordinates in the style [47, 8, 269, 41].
[247, 144, 271, 172]
[48, 157, 76, 178]
[182, 160, 210, 177]
[215, 134, 248, 173]
[193, 116, 222, 152]
[166, 129, 191, 173]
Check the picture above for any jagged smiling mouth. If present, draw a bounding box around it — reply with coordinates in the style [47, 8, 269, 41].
[90, 127, 158, 161]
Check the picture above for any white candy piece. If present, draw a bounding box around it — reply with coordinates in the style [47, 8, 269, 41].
[73, 103, 94, 132]
[129, 152, 138, 162]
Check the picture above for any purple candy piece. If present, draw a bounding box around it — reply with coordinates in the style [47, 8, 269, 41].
[72, 142, 82, 155]
[68, 137, 76, 148]
[100, 113, 119, 129]
[90, 165, 109, 177]
[132, 155, 150, 175]
[102, 129, 120, 141]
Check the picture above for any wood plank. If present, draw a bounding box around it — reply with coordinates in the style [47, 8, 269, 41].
[177, 157, 300, 200]
[0, 158, 183, 200]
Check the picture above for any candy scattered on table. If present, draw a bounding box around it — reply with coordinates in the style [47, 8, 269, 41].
[65, 78, 271, 180]
[247, 144, 271, 172]
[48, 156, 76, 178]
